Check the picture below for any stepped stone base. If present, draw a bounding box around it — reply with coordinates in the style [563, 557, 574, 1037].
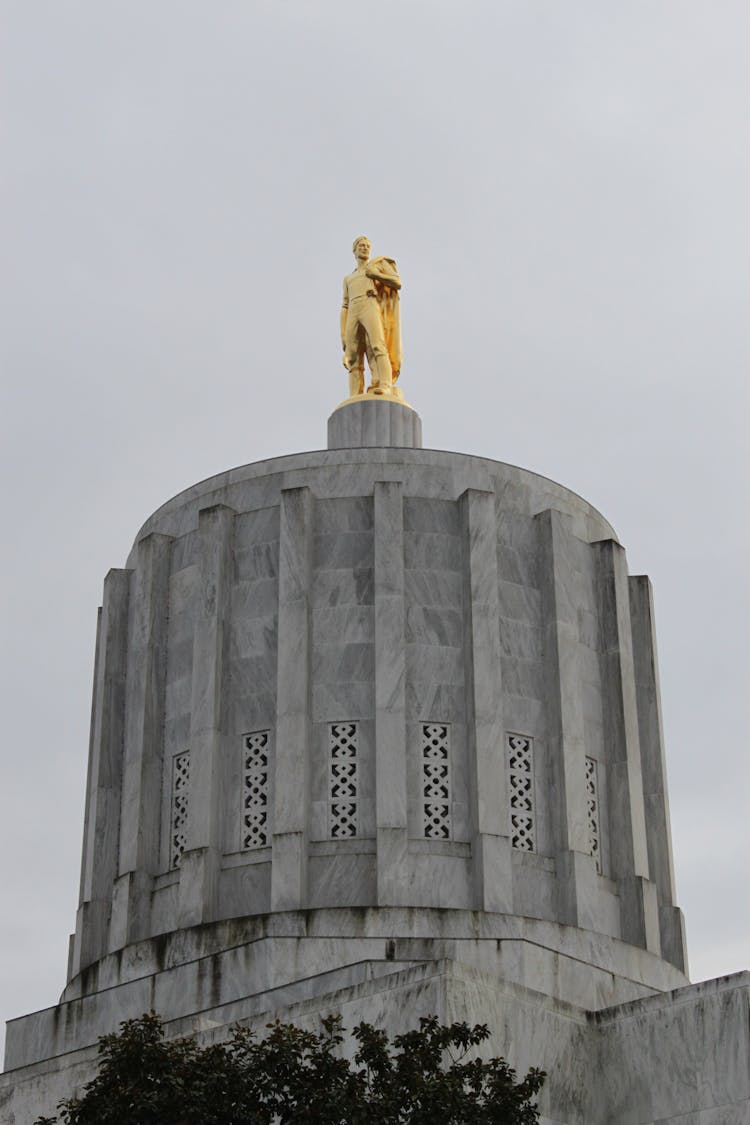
[1, 909, 747, 1124]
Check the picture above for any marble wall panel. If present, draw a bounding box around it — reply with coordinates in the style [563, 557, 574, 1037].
[315, 496, 373, 532]
[231, 576, 280, 619]
[403, 531, 462, 570]
[495, 507, 539, 553]
[405, 605, 463, 647]
[403, 497, 459, 534]
[164, 714, 191, 757]
[229, 612, 278, 663]
[312, 682, 374, 722]
[164, 672, 193, 723]
[588, 882, 620, 940]
[149, 881, 180, 936]
[313, 530, 373, 570]
[170, 529, 198, 573]
[313, 605, 374, 646]
[169, 564, 197, 622]
[165, 637, 194, 682]
[228, 690, 276, 734]
[313, 642, 374, 684]
[499, 618, 542, 661]
[313, 567, 374, 607]
[496, 542, 538, 587]
[234, 506, 280, 547]
[511, 856, 558, 921]
[584, 718, 604, 759]
[218, 862, 272, 919]
[405, 644, 464, 683]
[234, 542, 279, 583]
[406, 854, 474, 909]
[581, 679, 605, 730]
[309, 798, 328, 842]
[500, 656, 545, 700]
[230, 655, 278, 696]
[497, 580, 542, 624]
[503, 696, 545, 738]
[577, 608, 600, 650]
[405, 680, 465, 720]
[308, 854, 377, 907]
[404, 568, 463, 607]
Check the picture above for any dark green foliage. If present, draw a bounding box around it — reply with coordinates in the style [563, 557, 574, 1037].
[36, 1010, 544, 1124]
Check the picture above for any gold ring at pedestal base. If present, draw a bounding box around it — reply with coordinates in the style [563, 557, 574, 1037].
[334, 387, 415, 412]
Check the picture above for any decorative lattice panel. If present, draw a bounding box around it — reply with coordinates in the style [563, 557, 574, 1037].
[330, 722, 358, 838]
[585, 756, 602, 873]
[170, 751, 190, 869]
[242, 730, 270, 849]
[422, 723, 451, 839]
[507, 734, 535, 851]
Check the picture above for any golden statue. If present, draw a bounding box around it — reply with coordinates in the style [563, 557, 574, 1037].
[341, 236, 403, 399]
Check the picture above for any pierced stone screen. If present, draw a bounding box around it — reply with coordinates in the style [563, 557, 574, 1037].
[585, 755, 602, 873]
[242, 730, 270, 850]
[422, 723, 451, 839]
[507, 734, 535, 852]
[329, 722, 359, 838]
[170, 750, 190, 869]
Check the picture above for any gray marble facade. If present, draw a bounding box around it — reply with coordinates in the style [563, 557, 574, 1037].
[2, 400, 746, 1124]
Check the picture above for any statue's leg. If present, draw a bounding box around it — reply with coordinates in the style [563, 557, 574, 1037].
[344, 312, 365, 397]
[361, 300, 392, 393]
[349, 358, 364, 397]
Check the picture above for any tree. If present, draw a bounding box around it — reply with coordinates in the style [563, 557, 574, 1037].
[36, 1010, 545, 1124]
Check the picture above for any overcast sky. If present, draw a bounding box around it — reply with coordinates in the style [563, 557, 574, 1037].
[1, 1, 748, 1062]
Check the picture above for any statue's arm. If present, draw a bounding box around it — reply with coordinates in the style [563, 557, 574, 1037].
[340, 278, 349, 348]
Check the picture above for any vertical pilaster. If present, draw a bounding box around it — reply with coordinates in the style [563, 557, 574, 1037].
[537, 509, 596, 929]
[596, 540, 660, 953]
[630, 575, 686, 970]
[71, 568, 130, 977]
[374, 481, 409, 904]
[109, 532, 172, 950]
[271, 487, 313, 912]
[461, 488, 513, 913]
[178, 504, 235, 928]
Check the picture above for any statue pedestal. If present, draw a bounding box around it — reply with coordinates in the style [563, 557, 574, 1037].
[327, 394, 422, 449]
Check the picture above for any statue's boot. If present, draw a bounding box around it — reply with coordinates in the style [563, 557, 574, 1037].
[368, 352, 393, 395]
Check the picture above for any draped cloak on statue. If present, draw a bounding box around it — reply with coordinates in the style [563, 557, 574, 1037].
[365, 256, 402, 381]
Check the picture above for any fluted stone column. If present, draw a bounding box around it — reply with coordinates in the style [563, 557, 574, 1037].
[271, 487, 313, 911]
[72, 568, 130, 975]
[596, 540, 660, 954]
[109, 532, 172, 950]
[537, 509, 597, 929]
[178, 505, 235, 928]
[629, 575, 686, 970]
[374, 480, 409, 904]
[461, 488, 513, 913]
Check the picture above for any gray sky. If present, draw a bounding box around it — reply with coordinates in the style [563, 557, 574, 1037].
[1, 1, 748, 1061]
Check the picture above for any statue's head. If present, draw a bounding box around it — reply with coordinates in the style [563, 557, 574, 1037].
[352, 236, 371, 258]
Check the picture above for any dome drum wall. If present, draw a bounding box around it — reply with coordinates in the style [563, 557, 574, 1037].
[67, 445, 686, 994]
